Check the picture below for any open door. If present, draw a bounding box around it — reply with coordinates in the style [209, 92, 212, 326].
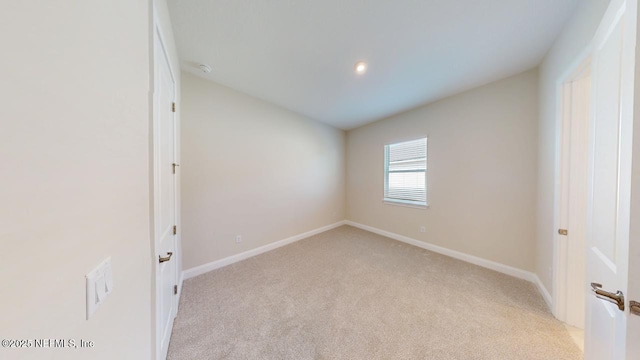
[584, 0, 637, 359]
[555, 59, 591, 333]
[154, 22, 179, 360]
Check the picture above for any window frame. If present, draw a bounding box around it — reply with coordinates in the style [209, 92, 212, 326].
[383, 137, 429, 209]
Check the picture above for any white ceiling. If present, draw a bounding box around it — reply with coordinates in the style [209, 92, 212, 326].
[168, 0, 578, 130]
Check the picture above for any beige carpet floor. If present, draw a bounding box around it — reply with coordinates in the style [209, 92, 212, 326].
[168, 226, 582, 360]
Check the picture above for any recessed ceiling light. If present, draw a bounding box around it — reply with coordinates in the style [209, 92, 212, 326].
[354, 61, 367, 75]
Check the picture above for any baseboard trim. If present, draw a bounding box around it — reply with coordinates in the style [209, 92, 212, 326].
[181, 220, 553, 312]
[174, 270, 185, 314]
[182, 221, 346, 280]
[344, 220, 536, 283]
[533, 274, 553, 311]
[178, 271, 184, 300]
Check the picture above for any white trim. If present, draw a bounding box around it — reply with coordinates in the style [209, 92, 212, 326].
[153, 11, 177, 87]
[182, 221, 346, 280]
[551, 45, 593, 322]
[181, 220, 554, 313]
[383, 135, 429, 147]
[382, 199, 429, 209]
[533, 274, 553, 311]
[344, 221, 536, 282]
[177, 271, 184, 304]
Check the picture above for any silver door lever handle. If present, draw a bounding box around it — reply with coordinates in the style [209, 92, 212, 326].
[591, 282, 625, 311]
[159, 252, 173, 263]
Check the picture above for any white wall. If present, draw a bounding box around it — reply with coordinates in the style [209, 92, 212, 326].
[1, 2, 153, 360]
[180, 73, 346, 270]
[346, 69, 539, 272]
[535, 0, 611, 293]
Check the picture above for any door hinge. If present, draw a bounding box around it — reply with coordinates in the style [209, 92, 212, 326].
[174, 285, 178, 295]
[173, 225, 177, 235]
[172, 102, 176, 112]
[631, 301, 640, 316]
[558, 229, 568, 236]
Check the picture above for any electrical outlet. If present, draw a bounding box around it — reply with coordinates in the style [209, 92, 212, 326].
[235, 235, 242, 243]
[420, 226, 426, 233]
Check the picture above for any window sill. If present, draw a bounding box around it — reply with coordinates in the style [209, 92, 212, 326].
[383, 199, 429, 210]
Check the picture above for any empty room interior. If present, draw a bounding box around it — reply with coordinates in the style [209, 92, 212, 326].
[5, 0, 640, 359]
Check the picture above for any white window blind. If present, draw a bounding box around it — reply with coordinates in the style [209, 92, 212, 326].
[384, 138, 427, 206]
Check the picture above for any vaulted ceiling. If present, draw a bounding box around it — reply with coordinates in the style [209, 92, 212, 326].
[169, 0, 578, 129]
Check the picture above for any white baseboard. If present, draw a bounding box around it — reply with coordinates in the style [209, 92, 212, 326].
[533, 274, 553, 311]
[173, 270, 185, 314]
[178, 271, 184, 300]
[181, 219, 553, 313]
[344, 220, 536, 283]
[182, 221, 346, 280]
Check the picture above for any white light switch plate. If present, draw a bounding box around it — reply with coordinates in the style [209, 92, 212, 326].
[86, 257, 113, 319]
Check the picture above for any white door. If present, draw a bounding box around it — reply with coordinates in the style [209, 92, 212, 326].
[584, 0, 637, 359]
[556, 62, 591, 330]
[155, 28, 178, 360]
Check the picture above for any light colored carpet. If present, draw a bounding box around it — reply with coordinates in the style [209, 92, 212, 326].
[168, 226, 582, 360]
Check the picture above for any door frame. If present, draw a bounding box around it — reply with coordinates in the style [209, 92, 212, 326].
[152, 5, 181, 360]
[627, 0, 640, 352]
[552, 48, 592, 324]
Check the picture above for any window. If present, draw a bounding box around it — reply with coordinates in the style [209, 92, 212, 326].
[384, 137, 427, 207]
